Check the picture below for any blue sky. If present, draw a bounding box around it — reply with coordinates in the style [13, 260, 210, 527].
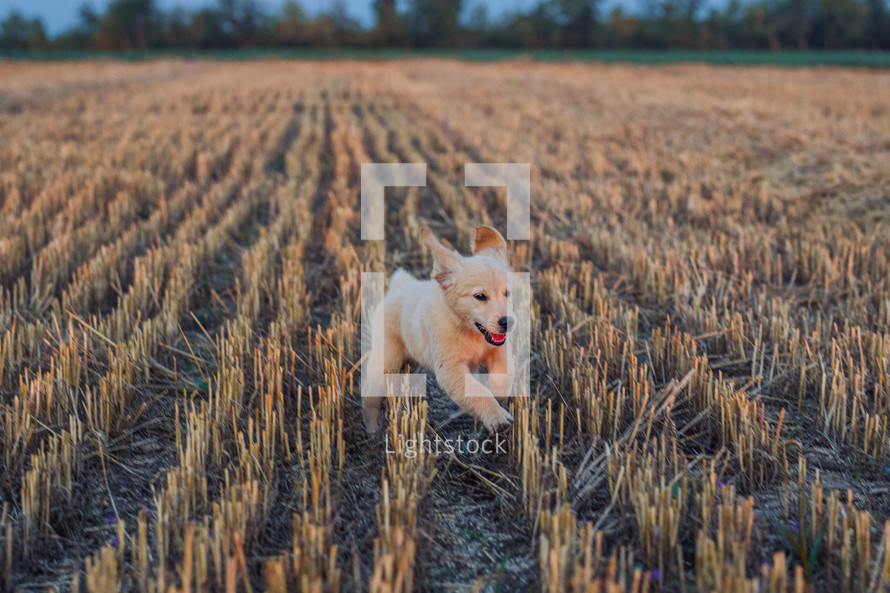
[2, 0, 556, 35]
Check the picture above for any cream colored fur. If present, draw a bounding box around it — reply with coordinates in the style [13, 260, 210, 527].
[362, 225, 516, 433]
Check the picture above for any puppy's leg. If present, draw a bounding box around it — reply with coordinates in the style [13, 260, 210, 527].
[362, 330, 408, 434]
[486, 346, 515, 404]
[362, 352, 386, 434]
[435, 362, 514, 432]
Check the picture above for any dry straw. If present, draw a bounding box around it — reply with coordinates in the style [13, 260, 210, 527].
[0, 60, 889, 592]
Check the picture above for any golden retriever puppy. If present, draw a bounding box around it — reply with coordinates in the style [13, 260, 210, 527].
[362, 225, 516, 433]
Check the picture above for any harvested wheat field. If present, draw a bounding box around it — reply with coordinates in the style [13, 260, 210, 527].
[1, 58, 890, 593]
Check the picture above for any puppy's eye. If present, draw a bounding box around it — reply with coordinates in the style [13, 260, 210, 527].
[505, 290, 511, 297]
[473, 293, 488, 302]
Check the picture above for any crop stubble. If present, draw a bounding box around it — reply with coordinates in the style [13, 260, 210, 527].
[1, 59, 890, 592]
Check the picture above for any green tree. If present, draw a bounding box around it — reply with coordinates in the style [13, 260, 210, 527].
[864, 0, 889, 48]
[405, 0, 462, 47]
[51, 3, 99, 48]
[213, 0, 268, 47]
[77, 3, 100, 37]
[93, 0, 157, 50]
[327, 0, 362, 44]
[557, 0, 600, 47]
[272, 1, 360, 48]
[159, 7, 201, 48]
[810, 0, 866, 47]
[0, 10, 48, 51]
[370, 0, 407, 46]
[188, 8, 230, 48]
[603, 7, 642, 47]
[272, 1, 307, 46]
[497, 1, 563, 48]
[790, 0, 816, 48]
[461, 2, 490, 46]
[702, 0, 746, 48]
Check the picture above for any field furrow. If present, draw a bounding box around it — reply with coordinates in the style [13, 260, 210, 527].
[2, 60, 890, 593]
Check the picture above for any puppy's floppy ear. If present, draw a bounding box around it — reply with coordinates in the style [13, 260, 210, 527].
[472, 225, 508, 263]
[422, 227, 461, 287]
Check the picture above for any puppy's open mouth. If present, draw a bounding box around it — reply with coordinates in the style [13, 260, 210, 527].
[475, 323, 507, 346]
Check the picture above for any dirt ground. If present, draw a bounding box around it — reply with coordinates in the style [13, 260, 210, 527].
[1, 59, 889, 592]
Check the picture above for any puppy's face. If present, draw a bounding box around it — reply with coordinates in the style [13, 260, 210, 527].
[422, 226, 515, 347]
[451, 257, 514, 345]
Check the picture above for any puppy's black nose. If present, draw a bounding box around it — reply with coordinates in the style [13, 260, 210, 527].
[498, 317, 514, 332]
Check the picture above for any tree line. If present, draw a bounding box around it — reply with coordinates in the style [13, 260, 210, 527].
[1, 0, 888, 53]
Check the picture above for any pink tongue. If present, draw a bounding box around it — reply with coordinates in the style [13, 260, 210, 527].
[491, 333, 505, 341]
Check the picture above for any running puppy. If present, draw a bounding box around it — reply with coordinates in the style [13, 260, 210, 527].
[362, 225, 515, 433]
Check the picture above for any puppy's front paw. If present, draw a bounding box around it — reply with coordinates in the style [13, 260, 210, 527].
[482, 405, 514, 432]
[363, 403, 383, 435]
[365, 417, 381, 434]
